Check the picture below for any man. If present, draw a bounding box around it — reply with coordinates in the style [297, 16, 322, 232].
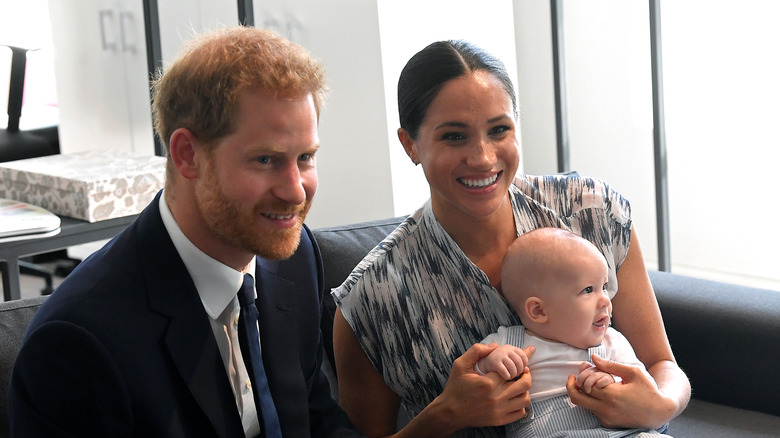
[9, 27, 361, 437]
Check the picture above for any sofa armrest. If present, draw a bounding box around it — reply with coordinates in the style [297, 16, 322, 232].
[649, 270, 780, 417]
[1, 295, 48, 438]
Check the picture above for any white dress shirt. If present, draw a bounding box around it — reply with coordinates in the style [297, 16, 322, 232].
[159, 194, 261, 438]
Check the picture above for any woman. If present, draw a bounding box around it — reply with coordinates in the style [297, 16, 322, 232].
[332, 40, 690, 438]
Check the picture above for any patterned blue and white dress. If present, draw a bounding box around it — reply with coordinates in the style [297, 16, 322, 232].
[332, 174, 633, 438]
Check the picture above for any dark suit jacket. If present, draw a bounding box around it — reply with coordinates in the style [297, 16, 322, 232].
[9, 191, 360, 438]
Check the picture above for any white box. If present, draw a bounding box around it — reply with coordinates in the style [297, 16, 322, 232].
[0, 152, 166, 222]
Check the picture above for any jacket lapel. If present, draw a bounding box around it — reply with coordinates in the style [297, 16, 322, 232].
[255, 256, 295, 352]
[138, 193, 245, 438]
[253, 229, 322, 435]
[163, 297, 241, 438]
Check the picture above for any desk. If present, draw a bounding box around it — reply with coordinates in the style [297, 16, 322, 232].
[1, 214, 137, 301]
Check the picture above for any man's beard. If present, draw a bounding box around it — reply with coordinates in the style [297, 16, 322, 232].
[196, 168, 311, 261]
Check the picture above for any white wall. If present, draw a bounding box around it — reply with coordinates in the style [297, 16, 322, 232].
[512, 0, 557, 175]
[47, 0, 157, 155]
[514, 0, 780, 291]
[563, 0, 660, 273]
[514, 1, 659, 268]
[248, 0, 396, 228]
[157, 0, 238, 64]
[661, 0, 780, 289]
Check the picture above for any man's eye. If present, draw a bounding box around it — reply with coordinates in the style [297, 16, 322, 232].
[299, 153, 311, 162]
[257, 156, 272, 164]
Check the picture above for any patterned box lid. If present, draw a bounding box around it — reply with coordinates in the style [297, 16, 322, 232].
[0, 151, 166, 221]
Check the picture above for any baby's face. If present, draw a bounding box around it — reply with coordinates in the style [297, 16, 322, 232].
[534, 253, 611, 349]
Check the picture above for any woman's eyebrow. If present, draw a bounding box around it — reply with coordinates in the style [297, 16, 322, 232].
[488, 114, 512, 124]
[434, 114, 512, 130]
[434, 121, 468, 130]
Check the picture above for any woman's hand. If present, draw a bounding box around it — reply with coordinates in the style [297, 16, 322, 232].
[335, 310, 535, 438]
[418, 343, 535, 434]
[566, 354, 677, 429]
[574, 358, 616, 394]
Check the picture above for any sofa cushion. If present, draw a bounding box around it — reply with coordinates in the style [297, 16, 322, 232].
[668, 399, 780, 437]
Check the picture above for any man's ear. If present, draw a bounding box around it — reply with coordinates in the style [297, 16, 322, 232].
[397, 128, 420, 165]
[168, 127, 201, 179]
[525, 297, 548, 323]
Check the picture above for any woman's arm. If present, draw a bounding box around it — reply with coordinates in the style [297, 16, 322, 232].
[567, 227, 691, 428]
[333, 308, 534, 437]
[333, 308, 401, 436]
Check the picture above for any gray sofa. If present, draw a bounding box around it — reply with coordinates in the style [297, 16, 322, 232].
[313, 217, 780, 437]
[2, 216, 779, 437]
[0, 295, 47, 438]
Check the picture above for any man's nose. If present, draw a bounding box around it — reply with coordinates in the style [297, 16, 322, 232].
[274, 164, 307, 205]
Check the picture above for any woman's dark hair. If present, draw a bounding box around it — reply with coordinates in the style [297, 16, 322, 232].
[397, 40, 516, 140]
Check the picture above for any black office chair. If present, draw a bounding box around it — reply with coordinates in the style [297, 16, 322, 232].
[0, 45, 59, 161]
[1, 44, 62, 295]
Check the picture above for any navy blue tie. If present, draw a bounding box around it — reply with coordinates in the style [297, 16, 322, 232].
[237, 274, 282, 438]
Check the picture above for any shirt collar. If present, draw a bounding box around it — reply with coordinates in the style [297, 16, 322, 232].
[158, 193, 256, 319]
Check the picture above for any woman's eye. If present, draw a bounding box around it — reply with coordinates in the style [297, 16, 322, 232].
[490, 125, 511, 135]
[441, 132, 466, 142]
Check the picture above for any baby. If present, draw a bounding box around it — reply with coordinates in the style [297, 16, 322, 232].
[476, 227, 671, 437]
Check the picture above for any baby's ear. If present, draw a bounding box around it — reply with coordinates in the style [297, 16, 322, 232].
[525, 297, 547, 323]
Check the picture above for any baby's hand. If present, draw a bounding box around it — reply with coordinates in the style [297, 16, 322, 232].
[575, 361, 616, 394]
[474, 344, 530, 380]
